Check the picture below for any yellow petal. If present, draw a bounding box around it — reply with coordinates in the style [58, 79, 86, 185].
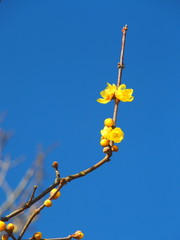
[127, 96, 134, 102]
[115, 87, 134, 102]
[107, 83, 117, 93]
[100, 89, 108, 98]
[97, 98, 111, 104]
[100, 126, 112, 138]
[125, 89, 133, 95]
[118, 84, 126, 90]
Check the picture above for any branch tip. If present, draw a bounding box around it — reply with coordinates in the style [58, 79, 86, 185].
[52, 161, 59, 170]
[122, 24, 128, 32]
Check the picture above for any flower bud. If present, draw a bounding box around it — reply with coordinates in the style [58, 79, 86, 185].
[2, 235, 9, 240]
[50, 188, 61, 199]
[111, 145, 119, 152]
[52, 161, 58, 169]
[44, 199, 52, 207]
[33, 232, 42, 240]
[100, 139, 110, 147]
[103, 146, 111, 154]
[72, 230, 84, 239]
[104, 118, 114, 127]
[6, 223, 15, 232]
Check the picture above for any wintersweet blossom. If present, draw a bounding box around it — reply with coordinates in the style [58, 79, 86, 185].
[109, 127, 124, 143]
[100, 126, 112, 139]
[100, 126, 124, 143]
[115, 84, 134, 102]
[97, 83, 116, 104]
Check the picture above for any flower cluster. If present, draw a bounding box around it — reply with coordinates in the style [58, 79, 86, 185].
[97, 83, 134, 104]
[0, 221, 16, 240]
[100, 118, 124, 152]
[97, 82, 134, 152]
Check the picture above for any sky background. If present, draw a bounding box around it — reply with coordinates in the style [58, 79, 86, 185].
[0, 0, 180, 239]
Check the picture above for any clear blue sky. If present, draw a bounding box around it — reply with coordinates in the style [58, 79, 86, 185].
[0, 0, 180, 239]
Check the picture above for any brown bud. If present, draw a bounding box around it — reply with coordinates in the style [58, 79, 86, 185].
[2, 234, 9, 240]
[6, 223, 15, 232]
[33, 232, 42, 240]
[103, 146, 111, 154]
[111, 145, 119, 152]
[52, 161, 58, 169]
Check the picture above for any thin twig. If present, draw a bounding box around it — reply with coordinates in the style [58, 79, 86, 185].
[23, 238, 72, 240]
[18, 207, 43, 240]
[61, 153, 111, 184]
[27, 185, 38, 205]
[113, 25, 128, 126]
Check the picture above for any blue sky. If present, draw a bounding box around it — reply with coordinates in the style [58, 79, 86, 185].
[0, 0, 180, 239]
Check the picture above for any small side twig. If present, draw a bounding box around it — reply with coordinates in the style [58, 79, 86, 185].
[27, 185, 38, 205]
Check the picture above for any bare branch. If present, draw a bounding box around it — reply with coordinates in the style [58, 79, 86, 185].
[61, 152, 111, 184]
[113, 25, 128, 126]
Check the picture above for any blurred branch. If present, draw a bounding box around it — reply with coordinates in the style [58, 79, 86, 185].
[0, 156, 11, 188]
[1, 162, 60, 221]
[0, 167, 34, 216]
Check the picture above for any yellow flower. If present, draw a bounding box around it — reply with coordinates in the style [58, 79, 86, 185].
[108, 127, 124, 143]
[100, 126, 112, 139]
[97, 83, 116, 104]
[115, 84, 134, 102]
